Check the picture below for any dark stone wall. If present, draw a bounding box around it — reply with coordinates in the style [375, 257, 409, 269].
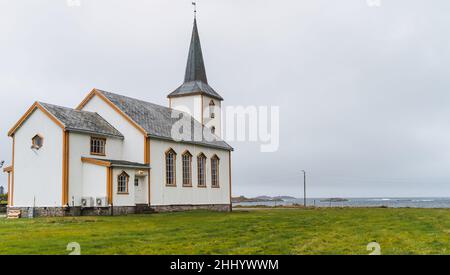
[151, 204, 232, 213]
[7, 204, 232, 218]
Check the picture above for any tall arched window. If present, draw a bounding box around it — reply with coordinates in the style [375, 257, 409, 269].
[117, 171, 129, 194]
[211, 155, 220, 188]
[165, 148, 177, 186]
[209, 100, 215, 119]
[182, 150, 192, 187]
[197, 153, 206, 187]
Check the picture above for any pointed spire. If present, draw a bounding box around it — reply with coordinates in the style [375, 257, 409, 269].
[184, 18, 208, 84]
[168, 14, 223, 101]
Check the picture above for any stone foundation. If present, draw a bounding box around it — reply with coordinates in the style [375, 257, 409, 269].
[151, 204, 232, 213]
[7, 204, 231, 217]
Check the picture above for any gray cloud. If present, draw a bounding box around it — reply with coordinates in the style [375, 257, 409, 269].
[1, 0, 450, 198]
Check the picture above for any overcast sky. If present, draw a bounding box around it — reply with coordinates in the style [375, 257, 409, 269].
[1, 0, 450, 198]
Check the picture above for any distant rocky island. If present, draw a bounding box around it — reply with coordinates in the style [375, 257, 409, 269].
[320, 198, 349, 203]
[232, 196, 297, 203]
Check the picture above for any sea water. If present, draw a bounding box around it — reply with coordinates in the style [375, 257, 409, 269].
[233, 197, 450, 208]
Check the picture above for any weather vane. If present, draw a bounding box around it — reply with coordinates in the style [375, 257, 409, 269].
[192, 1, 197, 18]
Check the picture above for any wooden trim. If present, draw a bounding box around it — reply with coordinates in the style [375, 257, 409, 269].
[75, 89, 97, 110]
[107, 167, 113, 205]
[7, 172, 11, 207]
[11, 136, 15, 206]
[62, 131, 70, 206]
[81, 157, 111, 167]
[145, 137, 151, 205]
[144, 137, 150, 164]
[3, 166, 12, 173]
[211, 154, 220, 161]
[8, 102, 65, 137]
[182, 150, 192, 156]
[229, 151, 232, 206]
[76, 89, 147, 135]
[147, 168, 151, 206]
[165, 148, 177, 155]
[117, 171, 129, 194]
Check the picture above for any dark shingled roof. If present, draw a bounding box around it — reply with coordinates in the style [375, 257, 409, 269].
[170, 81, 223, 101]
[39, 102, 124, 138]
[184, 18, 207, 84]
[167, 18, 224, 101]
[96, 90, 233, 151]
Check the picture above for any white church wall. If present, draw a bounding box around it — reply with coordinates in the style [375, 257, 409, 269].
[82, 162, 107, 200]
[68, 132, 123, 206]
[13, 108, 63, 207]
[170, 95, 203, 123]
[202, 96, 222, 138]
[149, 138, 230, 206]
[80, 95, 145, 164]
[112, 167, 137, 206]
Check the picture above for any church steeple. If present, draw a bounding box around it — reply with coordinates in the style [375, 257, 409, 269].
[168, 17, 223, 101]
[168, 12, 224, 137]
[184, 18, 208, 84]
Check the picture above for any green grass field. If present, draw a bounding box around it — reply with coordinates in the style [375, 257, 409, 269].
[1, 208, 450, 255]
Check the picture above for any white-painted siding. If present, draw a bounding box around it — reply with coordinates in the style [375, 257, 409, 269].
[112, 168, 138, 206]
[80, 95, 144, 163]
[149, 138, 230, 206]
[203, 96, 222, 138]
[13, 108, 63, 207]
[68, 132, 123, 206]
[171, 95, 203, 123]
[82, 163, 107, 199]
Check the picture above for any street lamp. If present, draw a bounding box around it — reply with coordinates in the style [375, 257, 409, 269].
[301, 170, 306, 207]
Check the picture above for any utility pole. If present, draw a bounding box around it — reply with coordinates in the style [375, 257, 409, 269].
[301, 170, 306, 207]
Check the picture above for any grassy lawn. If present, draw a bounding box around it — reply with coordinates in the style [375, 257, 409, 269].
[1, 208, 450, 255]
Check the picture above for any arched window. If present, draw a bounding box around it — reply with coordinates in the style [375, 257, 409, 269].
[197, 153, 207, 187]
[32, 134, 44, 149]
[211, 126, 216, 135]
[117, 171, 129, 194]
[182, 151, 193, 187]
[165, 148, 177, 186]
[211, 155, 220, 188]
[209, 100, 215, 119]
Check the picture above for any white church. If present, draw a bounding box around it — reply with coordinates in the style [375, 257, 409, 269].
[3, 18, 233, 217]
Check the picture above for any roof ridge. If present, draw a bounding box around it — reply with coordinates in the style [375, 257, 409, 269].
[39, 100, 124, 138]
[39, 101, 101, 115]
[96, 89, 232, 150]
[97, 89, 172, 111]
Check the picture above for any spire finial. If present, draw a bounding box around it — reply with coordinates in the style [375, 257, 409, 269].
[192, 1, 197, 18]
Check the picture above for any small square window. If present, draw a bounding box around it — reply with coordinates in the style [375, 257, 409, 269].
[134, 178, 139, 187]
[90, 137, 106, 156]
